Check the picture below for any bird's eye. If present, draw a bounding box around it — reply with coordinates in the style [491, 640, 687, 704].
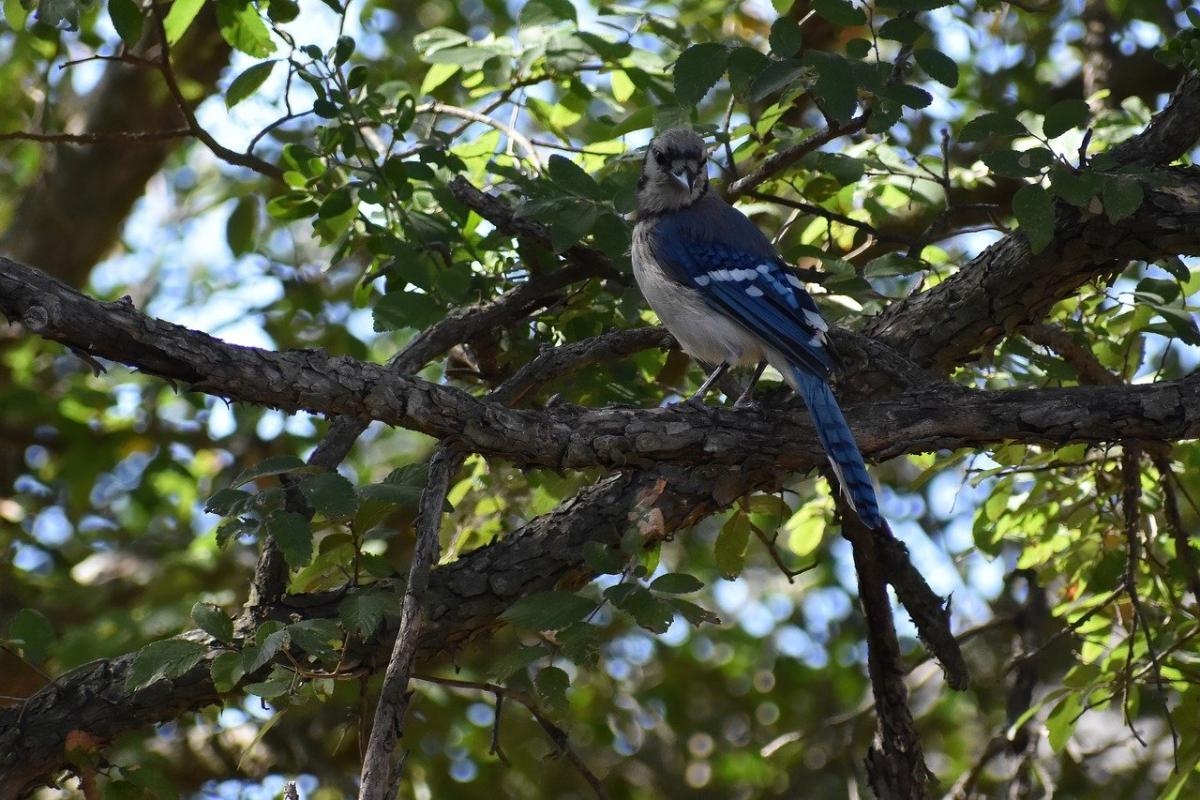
[653, 150, 668, 166]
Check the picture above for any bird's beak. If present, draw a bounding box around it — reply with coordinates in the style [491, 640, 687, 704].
[672, 167, 697, 192]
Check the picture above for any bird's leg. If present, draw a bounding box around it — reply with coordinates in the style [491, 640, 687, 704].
[684, 361, 729, 408]
[733, 360, 767, 409]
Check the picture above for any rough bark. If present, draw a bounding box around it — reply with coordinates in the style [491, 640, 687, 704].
[3, 257, 1199, 474]
[866, 169, 1200, 372]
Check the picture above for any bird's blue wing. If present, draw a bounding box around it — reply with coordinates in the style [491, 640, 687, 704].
[648, 216, 835, 377]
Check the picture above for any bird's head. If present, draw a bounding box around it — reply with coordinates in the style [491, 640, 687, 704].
[637, 128, 709, 215]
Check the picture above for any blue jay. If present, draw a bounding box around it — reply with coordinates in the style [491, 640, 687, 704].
[631, 128, 882, 530]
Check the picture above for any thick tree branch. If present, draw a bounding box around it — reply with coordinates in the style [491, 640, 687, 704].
[841, 505, 933, 799]
[358, 445, 463, 800]
[866, 168, 1200, 372]
[1109, 72, 1200, 168]
[725, 115, 870, 200]
[3, 256, 1198, 474]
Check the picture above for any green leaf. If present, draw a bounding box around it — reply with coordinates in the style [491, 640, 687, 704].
[845, 37, 871, 58]
[591, 212, 631, 259]
[338, 593, 393, 638]
[216, 0, 276, 58]
[243, 675, 290, 700]
[334, 34, 355, 65]
[535, 666, 570, 715]
[670, 598, 721, 627]
[299, 472, 358, 520]
[546, 200, 600, 252]
[807, 52, 857, 123]
[1046, 692, 1083, 751]
[812, 0, 866, 26]
[728, 46, 771, 99]
[267, 510, 313, 568]
[231, 455, 307, 487]
[607, 584, 674, 633]
[486, 645, 548, 681]
[582, 541, 626, 575]
[126, 638, 206, 691]
[1050, 166, 1099, 207]
[650, 572, 704, 594]
[959, 111, 1025, 142]
[500, 591, 595, 631]
[163, 0, 205, 45]
[1013, 183, 1055, 254]
[547, 154, 603, 200]
[610, 106, 655, 137]
[518, 0, 575, 27]
[8, 608, 54, 663]
[880, 82, 932, 110]
[878, 16, 924, 44]
[243, 621, 290, 672]
[226, 196, 258, 256]
[211, 650, 244, 692]
[559, 621, 600, 666]
[1135, 277, 1181, 305]
[1155, 307, 1200, 346]
[4, 0, 30, 29]
[419, 62, 459, 96]
[374, 289, 444, 331]
[108, 0, 143, 46]
[1043, 98, 1090, 139]
[1101, 174, 1144, 223]
[226, 60, 276, 109]
[286, 618, 341, 660]
[914, 48, 957, 88]
[191, 602, 234, 643]
[576, 31, 631, 61]
[267, 0, 298, 23]
[673, 42, 729, 106]
[982, 147, 1053, 178]
[715, 512, 752, 579]
[354, 481, 423, 533]
[319, 186, 354, 219]
[769, 17, 803, 58]
[749, 58, 806, 102]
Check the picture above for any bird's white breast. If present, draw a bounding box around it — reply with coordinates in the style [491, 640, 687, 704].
[632, 225, 765, 368]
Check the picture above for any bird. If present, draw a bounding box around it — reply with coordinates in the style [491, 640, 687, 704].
[631, 127, 882, 530]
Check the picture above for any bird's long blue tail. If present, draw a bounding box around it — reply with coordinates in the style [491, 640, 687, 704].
[790, 366, 882, 529]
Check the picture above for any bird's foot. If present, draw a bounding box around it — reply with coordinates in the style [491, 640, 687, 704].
[732, 395, 761, 412]
[671, 395, 714, 413]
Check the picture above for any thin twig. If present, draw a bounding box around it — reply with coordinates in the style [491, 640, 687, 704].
[416, 102, 544, 171]
[746, 518, 816, 583]
[1152, 453, 1200, 602]
[0, 128, 191, 145]
[1121, 445, 1180, 766]
[148, 3, 284, 181]
[746, 190, 917, 246]
[413, 674, 609, 799]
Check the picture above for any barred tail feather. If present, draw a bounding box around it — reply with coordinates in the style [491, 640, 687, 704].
[787, 366, 882, 529]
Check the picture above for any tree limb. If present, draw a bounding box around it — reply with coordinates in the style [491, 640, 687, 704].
[867, 168, 1200, 372]
[3, 257, 1198, 474]
[358, 445, 462, 800]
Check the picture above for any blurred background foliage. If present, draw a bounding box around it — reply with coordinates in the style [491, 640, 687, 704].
[2, 0, 1200, 798]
